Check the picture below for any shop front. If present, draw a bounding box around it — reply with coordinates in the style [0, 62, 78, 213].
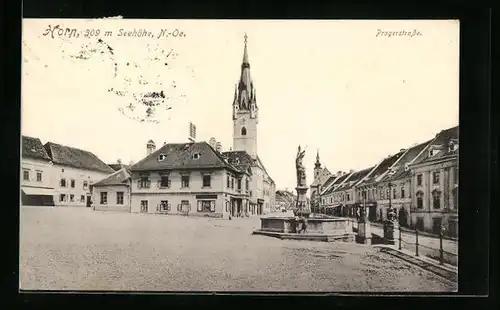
[21, 186, 55, 206]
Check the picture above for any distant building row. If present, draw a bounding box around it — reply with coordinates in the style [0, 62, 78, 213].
[310, 126, 459, 237]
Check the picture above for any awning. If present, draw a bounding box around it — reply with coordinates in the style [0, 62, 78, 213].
[22, 187, 55, 196]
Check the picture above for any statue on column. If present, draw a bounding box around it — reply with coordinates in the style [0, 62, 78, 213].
[296, 145, 306, 187]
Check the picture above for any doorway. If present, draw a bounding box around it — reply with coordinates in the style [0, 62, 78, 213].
[86, 195, 92, 208]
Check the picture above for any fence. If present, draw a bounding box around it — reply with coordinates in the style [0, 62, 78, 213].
[350, 219, 458, 267]
[396, 226, 458, 266]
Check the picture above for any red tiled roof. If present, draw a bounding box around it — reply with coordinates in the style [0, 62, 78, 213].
[44, 142, 114, 174]
[22, 136, 51, 161]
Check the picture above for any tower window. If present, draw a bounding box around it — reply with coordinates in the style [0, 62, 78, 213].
[241, 127, 247, 136]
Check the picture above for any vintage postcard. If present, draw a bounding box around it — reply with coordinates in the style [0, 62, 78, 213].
[20, 19, 459, 292]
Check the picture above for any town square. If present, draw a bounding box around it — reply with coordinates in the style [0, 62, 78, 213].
[20, 19, 459, 292]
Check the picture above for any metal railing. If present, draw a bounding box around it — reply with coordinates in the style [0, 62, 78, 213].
[397, 226, 458, 267]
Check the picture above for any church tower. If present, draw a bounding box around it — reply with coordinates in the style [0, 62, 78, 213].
[314, 150, 322, 181]
[232, 33, 258, 158]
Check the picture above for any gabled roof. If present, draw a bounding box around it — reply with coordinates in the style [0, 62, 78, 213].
[93, 168, 131, 187]
[22, 136, 51, 161]
[320, 175, 338, 192]
[44, 142, 114, 174]
[411, 126, 459, 166]
[341, 166, 376, 191]
[381, 139, 433, 182]
[108, 163, 131, 171]
[222, 150, 254, 175]
[130, 141, 240, 173]
[323, 173, 351, 195]
[256, 156, 274, 184]
[358, 151, 406, 186]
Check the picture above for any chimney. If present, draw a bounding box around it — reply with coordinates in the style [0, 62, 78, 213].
[349, 169, 354, 173]
[400, 149, 406, 152]
[209, 137, 217, 149]
[117, 159, 122, 164]
[215, 141, 222, 153]
[164, 141, 167, 145]
[147, 140, 156, 156]
[337, 170, 342, 176]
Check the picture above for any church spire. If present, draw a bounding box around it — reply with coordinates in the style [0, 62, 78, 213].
[315, 149, 321, 169]
[234, 33, 256, 113]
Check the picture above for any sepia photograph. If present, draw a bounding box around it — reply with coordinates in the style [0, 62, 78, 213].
[20, 18, 459, 292]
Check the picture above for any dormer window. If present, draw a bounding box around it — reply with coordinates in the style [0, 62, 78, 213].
[158, 154, 166, 162]
[404, 164, 410, 171]
[192, 152, 201, 160]
[235, 158, 240, 165]
[429, 149, 440, 157]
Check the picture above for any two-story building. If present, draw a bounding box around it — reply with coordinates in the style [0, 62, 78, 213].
[44, 142, 115, 207]
[129, 141, 252, 218]
[20, 136, 56, 206]
[355, 151, 405, 222]
[375, 140, 433, 227]
[92, 167, 132, 212]
[409, 126, 459, 237]
[339, 167, 376, 217]
[320, 172, 352, 215]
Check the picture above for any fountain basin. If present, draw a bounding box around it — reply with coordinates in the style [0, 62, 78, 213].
[253, 216, 356, 243]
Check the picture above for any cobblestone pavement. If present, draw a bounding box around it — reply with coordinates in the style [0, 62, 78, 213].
[20, 207, 457, 292]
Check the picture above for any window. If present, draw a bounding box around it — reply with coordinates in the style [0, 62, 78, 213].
[453, 166, 459, 185]
[225, 201, 229, 212]
[60, 194, 66, 202]
[347, 194, 350, 201]
[192, 153, 201, 160]
[416, 191, 424, 209]
[181, 175, 190, 188]
[23, 170, 29, 181]
[83, 181, 88, 189]
[202, 175, 211, 187]
[417, 174, 423, 186]
[61, 168, 65, 172]
[139, 177, 150, 188]
[401, 186, 405, 198]
[116, 192, 124, 205]
[227, 176, 230, 188]
[160, 176, 171, 188]
[246, 179, 249, 190]
[159, 200, 170, 212]
[140, 200, 148, 212]
[393, 188, 397, 199]
[241, 127, 247, 136]
[80, 195, 85, 202]
[100, 192, 108, 204]
[433, 171, 440, 184]
[158, 154, 166, 161]
[231, 178, 234, 189]
[36, 171, 42, 182]
[197, 200, 216, 212]
[70, 194, 74, 202]
[432, 190, 441, 209]
[71, 179, 75, 188]
[60, 178, 66, 187]
[237, 179, 242, 190]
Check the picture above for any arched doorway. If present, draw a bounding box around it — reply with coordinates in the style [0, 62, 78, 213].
[398, 206, 408, 227]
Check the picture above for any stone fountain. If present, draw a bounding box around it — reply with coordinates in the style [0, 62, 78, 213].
[253, 145, 356, 242]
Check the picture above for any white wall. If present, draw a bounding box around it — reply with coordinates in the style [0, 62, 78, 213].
[21, 157, 54, 189]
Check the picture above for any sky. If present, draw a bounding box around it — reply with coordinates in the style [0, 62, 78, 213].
[22, 19, 459, 191]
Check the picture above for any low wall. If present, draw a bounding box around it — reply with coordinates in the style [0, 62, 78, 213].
[260, 217, 351, 234]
